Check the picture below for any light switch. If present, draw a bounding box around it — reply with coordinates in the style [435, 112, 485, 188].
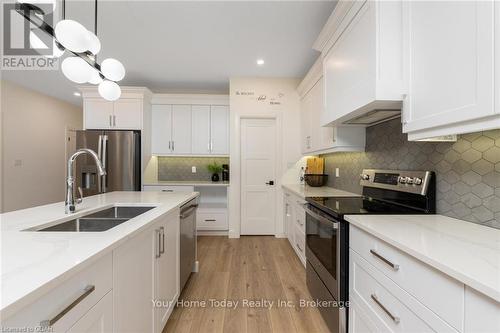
[14, 159, 22, 167]
[192, 166, 197, 173]
[335, 168, 340, 177]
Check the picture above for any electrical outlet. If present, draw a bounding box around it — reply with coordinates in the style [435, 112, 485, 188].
[335, 168, 340, 177]
[14, 159, 22, 167]
[192, 166, 197, 173]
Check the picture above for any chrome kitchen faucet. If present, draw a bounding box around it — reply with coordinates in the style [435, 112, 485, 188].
[65, 148, 106, 214]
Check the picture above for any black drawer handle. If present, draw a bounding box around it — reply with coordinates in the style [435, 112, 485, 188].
[204, 219, 216, 222]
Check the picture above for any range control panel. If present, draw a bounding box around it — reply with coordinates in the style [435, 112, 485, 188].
[359, 169, 433, 195]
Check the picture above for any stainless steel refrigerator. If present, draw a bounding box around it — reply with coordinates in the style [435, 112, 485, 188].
[75, 130, 141, 197]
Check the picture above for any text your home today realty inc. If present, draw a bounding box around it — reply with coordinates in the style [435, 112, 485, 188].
[152, 298, 349, 309]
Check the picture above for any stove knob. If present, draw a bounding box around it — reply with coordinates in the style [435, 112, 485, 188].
[405, 177, 414, 184]
[360, 174, 370, 181]
[398, 176, 406, 184]
[413, 177, 423, 185]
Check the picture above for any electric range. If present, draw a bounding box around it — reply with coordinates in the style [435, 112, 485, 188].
[304, 169, 436, 333]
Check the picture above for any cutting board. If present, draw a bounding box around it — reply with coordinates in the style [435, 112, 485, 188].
[306, 157, 324, 174]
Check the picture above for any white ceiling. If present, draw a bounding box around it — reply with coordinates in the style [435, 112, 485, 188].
[3, 1, 336, 105]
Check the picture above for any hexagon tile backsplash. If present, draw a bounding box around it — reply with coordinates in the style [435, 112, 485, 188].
[321, 118, 500, 229]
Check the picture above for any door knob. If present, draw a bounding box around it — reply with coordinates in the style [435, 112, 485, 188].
[266, 180, 274, 186]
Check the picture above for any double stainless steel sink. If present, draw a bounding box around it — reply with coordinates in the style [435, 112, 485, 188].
[28, 206, 155, 232]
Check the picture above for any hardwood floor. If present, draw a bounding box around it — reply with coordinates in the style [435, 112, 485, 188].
[164, 236, 331, 333]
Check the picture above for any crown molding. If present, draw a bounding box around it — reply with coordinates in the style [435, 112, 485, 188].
[297, 56, 323, 98]
[78, 86, 153, 100]
[312, 0, 361, 54]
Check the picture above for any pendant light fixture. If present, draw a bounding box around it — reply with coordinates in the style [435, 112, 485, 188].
[16, 0, 125, 101]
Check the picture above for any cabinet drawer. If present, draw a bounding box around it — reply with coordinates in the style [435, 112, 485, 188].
[350, 226, 464, 330]
[350, 250, 458, 333]
[3, 253, 112, 332]
[196, 211, 228, 230]
[143, 185, 195, 193]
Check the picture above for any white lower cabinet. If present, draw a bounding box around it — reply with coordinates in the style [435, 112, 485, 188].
[349, 224, 500, 333]
[113, 226, 155, 333]
[284, 190, 306, 267]
[67, 291, 113, 333]
[2, 253, 112, 332]
[154, 211, 180, 333]
[464, 287, 500, 333]
[113, 209, 180, 333]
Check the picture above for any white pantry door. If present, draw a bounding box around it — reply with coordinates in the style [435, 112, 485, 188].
[241, 118, 277, 235]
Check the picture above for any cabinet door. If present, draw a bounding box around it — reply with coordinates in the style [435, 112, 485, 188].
[300, 93, 313, 154]
[403, 1, 495, 133]
[309, 78, 335, 151]
[113, 228, 154, 333]
[152, 105, 172, 155]
[68, 292, 112, 333]
[113, 99, 142, 130]
[285, 197, 295, 247]
[171, 105, 192, 154]
[210, 105, 229, 155]
[191, 105, 211, 154]
[155, 213, 180, 333]
[84, 99, 113, 129]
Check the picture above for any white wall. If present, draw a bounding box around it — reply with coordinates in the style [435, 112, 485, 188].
[1, 80, 83, 212]
[228, 77, 302, 238]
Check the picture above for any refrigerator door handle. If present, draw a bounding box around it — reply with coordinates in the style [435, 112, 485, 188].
[101, 135, 108, 192]
[97, 135, 103, 161]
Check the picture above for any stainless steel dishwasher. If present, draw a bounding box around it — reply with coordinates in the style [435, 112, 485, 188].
[180, 199, 198, 291]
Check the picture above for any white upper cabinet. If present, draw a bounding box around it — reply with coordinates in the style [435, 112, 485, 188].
[210, 105, 229, 155]
[84, 99, 114, 130]
[152, 105, 173, 155]
[191, 105, 211, 154]
[171, 105, 192, 154]
[113, 99, 143, 129]
[402, 1, 498, 140]
[151, 95, 229, 156]
[82, 88, 151, 131]
[298, 57, 366, 155]
[320, 0, 404, 127]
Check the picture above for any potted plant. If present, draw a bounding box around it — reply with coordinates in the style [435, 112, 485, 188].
[207, 162, 223, 182]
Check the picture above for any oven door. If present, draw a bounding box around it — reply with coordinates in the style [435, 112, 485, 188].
[305, 204, 340, 300]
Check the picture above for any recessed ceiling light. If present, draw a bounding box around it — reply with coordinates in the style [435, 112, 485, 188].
[73, 92, 81, 97]
[257, 59, 265, 66]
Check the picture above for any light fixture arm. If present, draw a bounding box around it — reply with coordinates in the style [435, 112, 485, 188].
[15, 2, 104, 79]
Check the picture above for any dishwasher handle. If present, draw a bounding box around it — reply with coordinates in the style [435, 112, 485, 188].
[180, 204, 198, 219]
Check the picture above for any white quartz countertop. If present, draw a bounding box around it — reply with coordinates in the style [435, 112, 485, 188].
[144, 180, 230, 187]
[0, 191, 198, 318]
[345, 214, 500, 303]
[282, 183, 360, 198]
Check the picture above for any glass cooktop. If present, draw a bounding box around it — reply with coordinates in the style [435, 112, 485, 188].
[306, 196, 424, 219]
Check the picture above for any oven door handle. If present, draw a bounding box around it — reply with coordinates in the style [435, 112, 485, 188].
[304, 207, 339, 229]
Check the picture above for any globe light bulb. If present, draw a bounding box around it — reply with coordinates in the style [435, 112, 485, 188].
[61, 56, 93, 84]
[98, 80, 121, 101]
[100, 58, 125, 82]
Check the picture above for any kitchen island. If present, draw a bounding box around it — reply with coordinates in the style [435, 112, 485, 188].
[1, 191, 198, 332]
